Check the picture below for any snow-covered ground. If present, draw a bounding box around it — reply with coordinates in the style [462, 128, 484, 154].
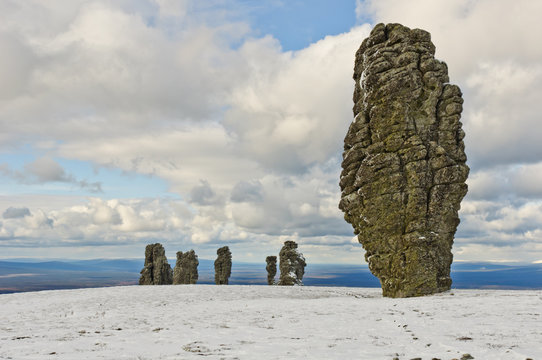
[1, 286, 541, 359]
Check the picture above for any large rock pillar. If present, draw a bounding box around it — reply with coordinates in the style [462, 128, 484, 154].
[339, 23, 469, 297]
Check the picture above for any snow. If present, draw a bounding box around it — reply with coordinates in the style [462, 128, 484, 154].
[1, 285, 541, 359]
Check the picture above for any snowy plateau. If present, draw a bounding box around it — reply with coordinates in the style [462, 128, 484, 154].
[1, 285, 541, 359]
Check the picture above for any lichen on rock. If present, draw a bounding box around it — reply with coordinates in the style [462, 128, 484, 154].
[139, 243, 173, 285]
[339, 23, 469, 298]
[266, 256, 277, 285]
[214, 246, 232, 285]
[173, 250, 199, 285]
[277, 241, 306, 286]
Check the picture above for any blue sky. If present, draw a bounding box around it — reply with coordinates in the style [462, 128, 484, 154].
[241, 0, 359, 51]
[1, 0, 542, 264]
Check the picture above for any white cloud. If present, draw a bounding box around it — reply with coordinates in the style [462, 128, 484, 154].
[55, 124, 261, 195]
[1, 157, 102, 193]
[467, 162, 542, 201]
[465, 62, 542, 168]
[2, 207, 31, 219]
[0, 32, 36, 101]
[230, 180, 264, 203]
[25, 157, 71, 183]
[153, 0, 188, 18]
[229, 202, 267, 230]
[91, 199, 122, 225]
[224, 26, 372, 173]
[190, 180, 221, 206]
[0, 1, 249, 150]
[357, 0, 542, 73]
[0, 197, 192, 245]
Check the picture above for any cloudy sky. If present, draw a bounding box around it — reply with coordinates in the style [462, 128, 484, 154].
[1, 0, 541, 265]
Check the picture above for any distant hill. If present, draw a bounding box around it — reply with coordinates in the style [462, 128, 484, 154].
[451, 262, 542, 289]
[0, 259, 143, 293]
[1, 259, 541, 294]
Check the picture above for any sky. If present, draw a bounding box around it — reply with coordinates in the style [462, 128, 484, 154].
[1, 0, 541, 265]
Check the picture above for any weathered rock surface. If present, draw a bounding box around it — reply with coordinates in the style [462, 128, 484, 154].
[173, 250, 199, 285]
[277, 241, 306, 286]
[214, 246, 232, 285]
[339, 23, 469, 298]
[266, 256, 277, 285]
[139, 243, 173, 285]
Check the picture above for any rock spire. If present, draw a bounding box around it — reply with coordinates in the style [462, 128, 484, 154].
[214, 246, 232, 285]
[277, 241, 306, 286]
[266, 256, 277, 285]
[139, 243, 173, 285]
[173, 250, 199, 285]
[339, 23, 469, 298]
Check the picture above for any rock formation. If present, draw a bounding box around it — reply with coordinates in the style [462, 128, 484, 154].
[214, 246, 232, 285]
[339, 23, 469, 298]
[139, 243, 173, 285]
[277, 241, 306, 286]
[266, 256, 277, 285]
[173, 250, 199, 285]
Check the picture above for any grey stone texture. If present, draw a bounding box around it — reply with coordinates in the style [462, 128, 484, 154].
[266, 256, 277, 285]
[139, 243, 173, 285]
[214, 246, 232, 285]
[277, 241, 306, 286]
[339, 23, 469, 298]
[173, 250, 199, 285]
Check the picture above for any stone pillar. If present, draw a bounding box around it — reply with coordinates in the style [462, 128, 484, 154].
[339, 23, 469, 297]
[266, 256, 277, 285]
[277, 241, 306, 286]
[173, 250, 199, 284]
[139, 243, 173, 285]
[214, 246, 232, 285]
